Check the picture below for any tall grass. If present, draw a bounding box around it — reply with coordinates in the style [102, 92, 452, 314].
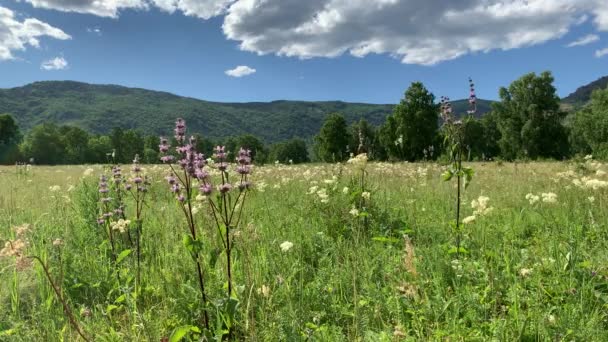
[1, 160, 608, 340]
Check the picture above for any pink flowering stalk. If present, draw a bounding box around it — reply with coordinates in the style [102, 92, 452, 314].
[441, 78, 477, 258]
[97, 175, 118, 265]
[160, 119, 253, 336]
[159, 118, 211, 329]
[125, 154, 150, 290]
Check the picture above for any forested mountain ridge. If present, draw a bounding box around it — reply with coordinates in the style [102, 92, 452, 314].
[0, 80, 492, 142]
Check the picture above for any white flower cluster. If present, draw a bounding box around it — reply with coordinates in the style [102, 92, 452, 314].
[110, 219, 131, 233]
[462, 196, 493, 224]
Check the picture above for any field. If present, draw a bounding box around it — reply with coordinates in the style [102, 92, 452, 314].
[1, 160, 608, 341]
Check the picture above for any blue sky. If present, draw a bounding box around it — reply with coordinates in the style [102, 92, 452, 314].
[0, 0, 607, 104]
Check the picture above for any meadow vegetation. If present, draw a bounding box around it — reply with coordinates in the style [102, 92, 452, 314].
[1, 157, 608, 340]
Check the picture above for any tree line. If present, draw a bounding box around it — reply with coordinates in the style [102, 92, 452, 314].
[314, 71, 608, 162]
[1, 70, 607, 165]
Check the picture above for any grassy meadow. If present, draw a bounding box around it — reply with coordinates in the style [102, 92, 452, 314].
[1, 160, 608, 341]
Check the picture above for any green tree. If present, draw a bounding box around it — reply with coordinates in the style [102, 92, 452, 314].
[60, 126, 90, 164]
[570, 86, 608, 157]
[121, 129, 145, 163]
[494, 71, 568, 159]
[379, 82, 439, 161]
[20, 123, 66, 165]
[86, 135, 113, 163]
[269, 138, 309, 164]
[0, 114, 22, 163]
[314, 113, 351, 162]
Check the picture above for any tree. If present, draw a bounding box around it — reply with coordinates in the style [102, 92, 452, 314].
[494, 71, 568, 160]
[20, 123, 65, 165]
[314, 113, 351, 162]
[269, 138, 309, 164]
[121, 130, 145, 163]
[570, 86, 608, 158]
[60, 126, 90, 164]
[379, 82, 439, 161]
[86, 135, 113, 163]
[0, 114, 22, 163]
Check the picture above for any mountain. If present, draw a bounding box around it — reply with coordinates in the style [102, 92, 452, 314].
[0, 81, 492, 143]
[562, 76, 608, 106]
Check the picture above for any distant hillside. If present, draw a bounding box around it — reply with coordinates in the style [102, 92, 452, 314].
[563, 76, 608, 106]
[0, 81, 492, 142]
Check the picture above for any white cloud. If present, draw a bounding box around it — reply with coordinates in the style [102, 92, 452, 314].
[0, 6, 71, 61]
[595, 47, 608, 58]
[152, 0, 235, 19]
[222, 0, 608, 65]
[41, 56, 68, 70]
[12, 0, 608, 65]
[225, 65, 256, 77]
[566, 34, 600, 47]
[20, 0, 147, 18]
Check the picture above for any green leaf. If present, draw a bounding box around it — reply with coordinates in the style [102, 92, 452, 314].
[115, 294, 126, 303]
[116, 249, 132, 264]
[106, 304, 118, 313]
[372, 236, 400, 244]
[463, 167, 475, 189]
[169, 325, 194, 342]
[441, 169, 453, 182]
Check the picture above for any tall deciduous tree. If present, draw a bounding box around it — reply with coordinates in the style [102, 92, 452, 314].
[570, 86, 608, 157]
[314, 113, 351, 162]
[494, 71, 568, 160]
[0, 114, 22, 163]
[379, 82, 439, 161]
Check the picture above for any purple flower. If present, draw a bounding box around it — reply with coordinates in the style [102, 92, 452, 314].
[166, 175, 176, 185]
[133, 177, 143, 184]
[199, 183, 213, 195]
[161, 155, 174, 163]
[236, 148, 251, 165]
[218, 183, 232, 194]
[177, 194, 186, 202]
[97, 218, 105, 225]
[236, 165, 251, 175]
[125, 184, 132, 191]
[174, 118, 186, 143]
[214, 146, 227, 161]
[238, 181, 251, 191]
[159, 137, 170, 153]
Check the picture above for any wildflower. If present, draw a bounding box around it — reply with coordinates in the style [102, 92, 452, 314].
[110, 219, 131, 233]
[525, 193, 540, 205]
[0, 239, 27, 257]
[14, 224, 31, 237]
[547, 314, 556, 325]
[218, 183, 232, 194]
[280, 241, 293, 252]
[361, 191, 371, 200]
[462, 215, 476, 224]
[519, 268, 533, 277]
[317, 188, 329, 203]
[588, 196, 595, 203]
[347, 153, 368, 170]
[49, 185, 61, 192]
[257, 285, 271, 298]
[53, 238, 63, 247]
[349, 206, 360, 217]
[256, 181, 268, 192]
[585, 154, 593, 160]
[342, 186, 349, 194]
[541, 193, 558, 204]
[83, 168, 95, 177]
[471, 196, 493, 216]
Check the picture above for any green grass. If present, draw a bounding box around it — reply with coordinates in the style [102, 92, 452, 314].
[1, 161, 608, 341]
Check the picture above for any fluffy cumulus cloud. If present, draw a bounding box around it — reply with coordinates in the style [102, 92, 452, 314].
[11, 0, 608, 65]
[20, 0, 147, 18]
[152, 0, 235, 19]
[225, 65, 256, 77]
[41, 56, 68, 70]
[222, 0, 608, 65]
[0, 5, 71, 60]
[566, 34, 600, 47]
